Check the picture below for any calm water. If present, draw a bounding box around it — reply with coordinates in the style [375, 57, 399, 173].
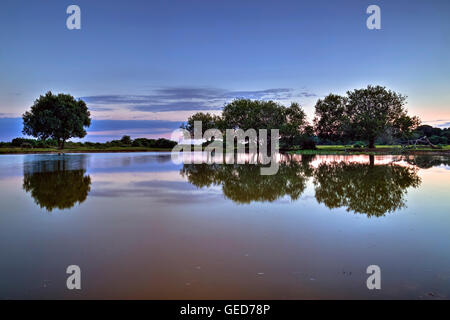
[0, 152, 449, 299]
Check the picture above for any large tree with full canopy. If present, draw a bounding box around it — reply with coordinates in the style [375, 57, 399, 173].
[180, 99, 311, 147]
[314, 86, 420, 148]
[22, 91, 91, 149]
[222, 99, 310, 138]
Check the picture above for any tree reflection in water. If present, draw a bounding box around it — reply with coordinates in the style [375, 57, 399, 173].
[313, 158, 421, 217]
[403, 154, 450, 169]
[181, 155, 315, 204]
[182, 154, 424, 217]
[23, 155, 91, 211]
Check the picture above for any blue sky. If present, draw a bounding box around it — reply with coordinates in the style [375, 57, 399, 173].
[1, 0, 449, 141]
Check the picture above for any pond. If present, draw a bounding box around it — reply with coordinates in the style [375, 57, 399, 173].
[0, 152, 449, 299]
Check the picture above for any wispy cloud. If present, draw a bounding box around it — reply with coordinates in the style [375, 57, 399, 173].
[90, 179, 223, 204]
[0, 118, 182, 142]
[84, 119, 182, 141]
[437, 122, 450, 128]
[80, 87, 316, 113]
[422, 119, 450, 128]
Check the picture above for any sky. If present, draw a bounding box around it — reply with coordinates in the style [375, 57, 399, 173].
[0, 0, 449, 141]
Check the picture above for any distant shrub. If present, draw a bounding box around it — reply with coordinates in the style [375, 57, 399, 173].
[290, 135, 317, 150]
[155, 138, 177, 148]
[429, 135, 441, 145]
[300, 138, 317, 150]
[353, 141, 366, 148]
[106, 140, 122, 147]
[438, 137, 448, 145]
[12, 138, 36, 147]
[35, 140, 46, 148]
[21, 142, 33, 148]
[130, 138, 177, 148]
[45, 139, 58, 147]
[132, 140, 143, 147]
[120, 135, 132, 145]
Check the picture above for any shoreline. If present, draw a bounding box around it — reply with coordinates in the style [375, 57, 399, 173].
[1, 147, 449, 156]
[289, 149, 450, 156]
[0, 147, 174, 155]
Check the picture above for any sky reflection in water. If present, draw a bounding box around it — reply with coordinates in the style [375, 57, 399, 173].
[0, 153, 449, 299]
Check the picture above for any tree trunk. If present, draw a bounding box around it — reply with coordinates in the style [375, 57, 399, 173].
[267, 133, 272, 156]
[368, 138, 375, 149]
[57, 139, 65, 150]
[369, 154, 375, 167]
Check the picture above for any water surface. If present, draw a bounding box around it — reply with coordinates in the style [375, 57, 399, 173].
[0, 153, 449, 299]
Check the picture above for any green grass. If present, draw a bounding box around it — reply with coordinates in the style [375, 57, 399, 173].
[291, 145, 450, 155]
[1, 145, 449, 155]
[291, 149, 378, 155]
[315, 145, 401, 150]
[0, 146, 174, 154]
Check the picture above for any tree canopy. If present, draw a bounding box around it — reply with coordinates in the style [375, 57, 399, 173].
[313, 94, 349, 142]
[181, 112, 223, 138]
[181, 99, 311, 143]
[22, 91, 91, 149]
[314, 86, 420, 148]
[174, 86, 425, 149]
[222, 99, 310, 138]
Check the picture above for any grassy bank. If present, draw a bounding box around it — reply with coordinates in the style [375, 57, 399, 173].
[290, 145, 450, 155]
[0, 146, 174, 154]
[1, 145, 450, 155]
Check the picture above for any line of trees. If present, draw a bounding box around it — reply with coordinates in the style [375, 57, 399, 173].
[103, 135, 177, 148]
[182, 85, 429, 149]
[0, 136, 177, 149]
[410, 125, 450, 145]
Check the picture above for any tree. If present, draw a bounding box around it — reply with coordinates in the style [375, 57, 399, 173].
[313, 94, 349, 142]
[222, 99, 286, 132]
[346, 85, 419, 148]
[281, 102, 310, 140]
[313, 86, 420, 148]
[222, 99, 310, 141]
[181, 112, 223, 138]
[120, 135, 132, 145]
[22, 91, 91, 149]
[414, 125, 442, 138]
